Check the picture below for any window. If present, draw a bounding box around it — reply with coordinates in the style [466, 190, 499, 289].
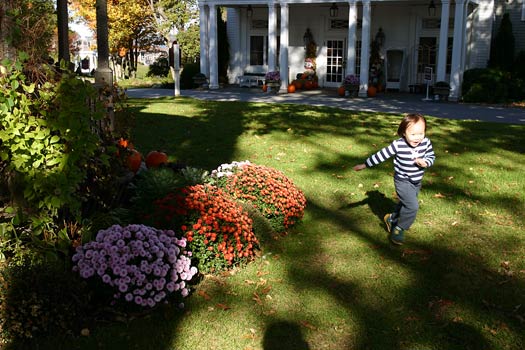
[417, 37, 452, 80]
[249, 35, 280, 66]
[355, 40, 362, 77]
[417, 37, 437, 73]
[250, 36, 264, 65]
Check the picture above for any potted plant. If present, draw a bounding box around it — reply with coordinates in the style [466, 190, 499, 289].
[264, 71, 281, 93]
[343, 74, 360, 97]
[433, 81, 451, 100]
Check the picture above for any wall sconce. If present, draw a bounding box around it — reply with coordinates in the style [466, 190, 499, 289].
[428, 0, 436, 16]
[329, 3, 339, 18]
[247, 5, 253, 18]
[303, 28, 313, 49]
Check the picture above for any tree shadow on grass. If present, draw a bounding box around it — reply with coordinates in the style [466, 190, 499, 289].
[15, 99, 522, 349]
[283, 196, 524, 349]
[262, 320, 310, 350]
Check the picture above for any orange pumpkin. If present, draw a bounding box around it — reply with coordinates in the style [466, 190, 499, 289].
[145, 150, 169, 168]
[294, 81, 303, 90]
[367, 86, 377, 97]
[127, 149, 142, 173]
[287, 84, 296, 93]
[304, 81, 314, 90]
[262, 84, 268, 92]
[337, 86, 346, 97]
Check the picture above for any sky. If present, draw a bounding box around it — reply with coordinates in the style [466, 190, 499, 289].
[70, 21, 93, 38]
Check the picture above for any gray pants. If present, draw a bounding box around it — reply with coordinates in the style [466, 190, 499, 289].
[390, 178, 421, 230]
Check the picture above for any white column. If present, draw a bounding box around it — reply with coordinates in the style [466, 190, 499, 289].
[346, 0, 357, 75]
[436, 0, 450, 82]
[279, 3, 290, 91]
[199, 4, 209, 77]
[268, 2, 277, 72]
[209, 3, 219, 89]
[359, 0, 371, 97]
[449, 0, 466, 100]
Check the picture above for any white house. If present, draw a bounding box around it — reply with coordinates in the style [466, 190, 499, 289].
[197, 0, 497, 99]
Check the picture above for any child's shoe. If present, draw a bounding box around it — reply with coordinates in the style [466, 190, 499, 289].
[384, 213, 393, 233]
[390, 226, 405, 245]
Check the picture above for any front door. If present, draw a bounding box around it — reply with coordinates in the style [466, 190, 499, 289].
[325, 39, 345, 88]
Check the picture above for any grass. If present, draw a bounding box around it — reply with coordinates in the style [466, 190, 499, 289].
[116, 63, 173, 89]
[27, 97, 525, 350]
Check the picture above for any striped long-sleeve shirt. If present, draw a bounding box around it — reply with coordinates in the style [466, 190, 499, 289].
[365, 137, 435, 183]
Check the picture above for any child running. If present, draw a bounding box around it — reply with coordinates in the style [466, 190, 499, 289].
[353, 113, 436, 245]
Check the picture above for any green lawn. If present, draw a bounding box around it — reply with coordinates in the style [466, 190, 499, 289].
[33, 97, 524, 350]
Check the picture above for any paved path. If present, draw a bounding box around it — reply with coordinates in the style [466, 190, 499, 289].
[126, 87, 525, 125]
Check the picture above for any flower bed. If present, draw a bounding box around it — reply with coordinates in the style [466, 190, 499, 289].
[213, 162, 307, 233]
[72, 224, 197, 309]
[152, 184, 258, 273]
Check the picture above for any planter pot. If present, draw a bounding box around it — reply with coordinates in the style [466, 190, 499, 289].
[367, 86, 377, 97]
[433, 87, 450, 99]
[345, 85, 359, 97]
[265, 80, 281, 93]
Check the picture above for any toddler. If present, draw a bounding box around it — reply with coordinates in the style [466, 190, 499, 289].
[353, 113, 436, 245]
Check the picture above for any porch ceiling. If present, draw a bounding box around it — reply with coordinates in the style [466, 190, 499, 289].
[199, 0, 466, 8]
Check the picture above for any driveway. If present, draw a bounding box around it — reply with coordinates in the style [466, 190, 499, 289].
[126, 87, 525, 125]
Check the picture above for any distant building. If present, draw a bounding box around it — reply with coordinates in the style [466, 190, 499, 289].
[74, 36, 97, 75]
[197, 0, 524, 100]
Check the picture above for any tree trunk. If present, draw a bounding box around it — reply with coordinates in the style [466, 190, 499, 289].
[0, 0, 16, 60]
[56, 0, 70, 65]
[95, 0, 112, 85]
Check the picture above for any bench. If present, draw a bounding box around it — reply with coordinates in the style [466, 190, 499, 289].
[238, 73, 265, 87]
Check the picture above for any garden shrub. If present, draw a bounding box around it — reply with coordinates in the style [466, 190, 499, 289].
[0, 58, 103, 217]
[0, 57, 118, 260]
[146, 55, 170, 78]
[0, 258, 93, 343]
[72, 224, 197, 309]
[212, 161, 307, 233]
[152, 184, 258, 273]
[180, 63, 200, 89]
[121, 168, 186, 229]
[461, 68, 509, 103]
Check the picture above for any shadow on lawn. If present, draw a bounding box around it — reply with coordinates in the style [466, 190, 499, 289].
[121, 99, 524, 349]
[17, 99, 521, 349]
[280, 194, 524, 349]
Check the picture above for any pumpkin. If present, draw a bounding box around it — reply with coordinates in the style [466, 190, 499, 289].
[287, 84, 296, 93]
[145, 150, 169, 168]
[313, 81, 319, 89]
[367, 86, 377, 97]
[127, 149, 142, 173]
[294, 81, 303, 90]
[337, 86, 346, 97]
[262, 84, 268, 92]
[304, 81, 314, 90]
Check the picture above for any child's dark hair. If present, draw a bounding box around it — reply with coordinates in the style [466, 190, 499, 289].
[397, 113, 427, 137]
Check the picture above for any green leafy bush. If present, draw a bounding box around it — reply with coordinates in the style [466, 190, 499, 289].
[0, 57, 127, 262]
[462, 68, 509, 103]
[120, 168, 186, 228]
[146, 55, 170, 78]
[0, 58, 103, 217]
[180, 63, 200, 89]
